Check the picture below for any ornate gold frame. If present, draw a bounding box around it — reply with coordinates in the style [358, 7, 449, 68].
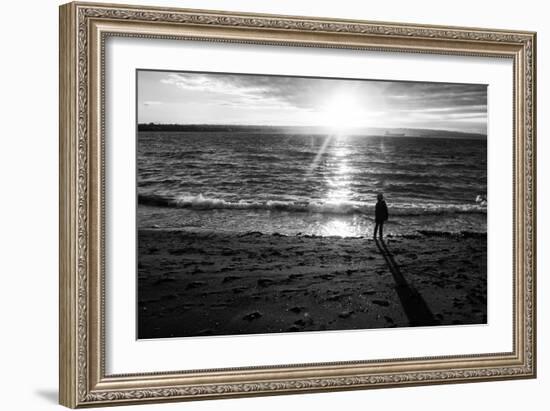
[59, 2, 536, 408]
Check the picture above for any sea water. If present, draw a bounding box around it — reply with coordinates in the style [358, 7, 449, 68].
[137, 131, 487, 237]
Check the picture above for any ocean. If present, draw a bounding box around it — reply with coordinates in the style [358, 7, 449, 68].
[137, 131, 487, 237]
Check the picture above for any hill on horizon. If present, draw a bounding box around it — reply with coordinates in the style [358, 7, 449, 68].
[137, 123, 486, 140]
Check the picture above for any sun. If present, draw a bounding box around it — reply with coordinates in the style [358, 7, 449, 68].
[308, 91, 367, 172]
[322, 92, 366, 134]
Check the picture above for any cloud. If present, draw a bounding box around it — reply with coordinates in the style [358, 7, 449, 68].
[138, 70, 487, 133]
[385, 82, 487, 109]
[160, 73, 306, 110]
[153, 71, 488, 115]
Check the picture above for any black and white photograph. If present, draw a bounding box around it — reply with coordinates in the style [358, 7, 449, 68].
[136, 70, 488, 339]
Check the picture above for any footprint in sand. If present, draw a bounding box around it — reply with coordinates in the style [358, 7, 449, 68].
[168, 249, 186, 256]
[153, 277, 175, 285]
[338, 310, 354, 319]
[186, 281, 205, 290]
[242, 311, 262, 321]
[257, 278, 275, 287]
[372, 299, 390, 307]
[222, 275, 241, 283]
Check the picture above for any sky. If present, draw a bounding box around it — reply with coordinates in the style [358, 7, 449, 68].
[137, 70, 487, 134]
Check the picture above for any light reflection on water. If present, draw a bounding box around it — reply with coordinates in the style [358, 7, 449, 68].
[319, 219, 361, 237]
[138, 132, 487, 237]
[322, 145, 358, 237]
[139, 205, 487, 238]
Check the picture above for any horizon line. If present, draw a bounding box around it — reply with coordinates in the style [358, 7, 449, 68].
[137, 123, 487, 136]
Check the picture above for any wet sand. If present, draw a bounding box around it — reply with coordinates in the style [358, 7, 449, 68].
[137, 230, 486, 339]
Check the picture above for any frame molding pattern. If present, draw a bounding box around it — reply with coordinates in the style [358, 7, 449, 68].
[85, 367, 531, 403]
[59, 2, 536, 408]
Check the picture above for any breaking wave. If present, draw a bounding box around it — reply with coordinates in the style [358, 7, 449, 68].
[138, 193, 487, 216]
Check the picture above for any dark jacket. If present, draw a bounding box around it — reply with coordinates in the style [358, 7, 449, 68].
[375, 200, 388, 223]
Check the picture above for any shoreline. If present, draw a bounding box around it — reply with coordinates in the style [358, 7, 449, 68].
[138, 226, 487, 240]
[137, 203, 487, 239]
[138, 229, 487, 339]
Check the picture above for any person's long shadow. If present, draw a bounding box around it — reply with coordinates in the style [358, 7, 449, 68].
[374, 238, 439, 327]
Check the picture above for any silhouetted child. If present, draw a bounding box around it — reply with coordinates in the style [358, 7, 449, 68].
[373, 193, 388, 239]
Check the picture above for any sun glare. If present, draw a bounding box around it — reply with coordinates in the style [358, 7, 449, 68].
[307, 91, 369, 172]
[322, 220, 356, 237]
[322, 93, 366, 134]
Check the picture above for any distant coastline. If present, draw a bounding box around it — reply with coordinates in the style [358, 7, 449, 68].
[137, 123, 487, 140]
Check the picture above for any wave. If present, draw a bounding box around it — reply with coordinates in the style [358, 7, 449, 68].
[138, 193, 487, 216]
[140, 227, 486, 240]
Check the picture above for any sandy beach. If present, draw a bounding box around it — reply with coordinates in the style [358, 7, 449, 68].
[137, 229, 486, 339]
